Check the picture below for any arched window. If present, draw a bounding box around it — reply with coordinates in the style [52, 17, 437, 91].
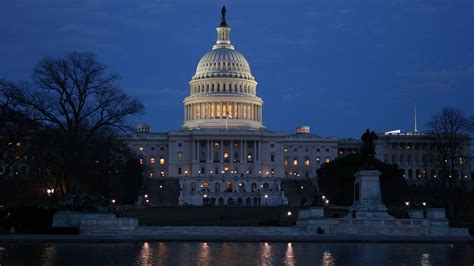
[246, 197, 252, 206]
[202, 182, 209, 191]
[238, 182, 245, 192]
[304, 156, 310, 166]
[251, 183, 257, 192]
[215, 182, 221, 192]
[293, 159, 298, 166]
[408, 169, 413, 179]
[263, 183, 269, 191]
[191, 182, 196, 191]
[226, 181, 233, 192]
[177, 152, 183, 161]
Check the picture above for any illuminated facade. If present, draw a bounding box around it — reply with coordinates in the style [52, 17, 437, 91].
[126, 8, 471, 206]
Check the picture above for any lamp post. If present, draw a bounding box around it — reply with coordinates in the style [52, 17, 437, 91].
[264, 194, 268, 206]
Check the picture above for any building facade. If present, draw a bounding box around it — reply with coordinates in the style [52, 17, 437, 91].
[125, 8, 472, 207]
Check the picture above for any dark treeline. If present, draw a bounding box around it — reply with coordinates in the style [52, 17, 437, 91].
[0, 52, 144, 205]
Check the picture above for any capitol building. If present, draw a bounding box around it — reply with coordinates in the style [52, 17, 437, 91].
[127, 8, 471, 206]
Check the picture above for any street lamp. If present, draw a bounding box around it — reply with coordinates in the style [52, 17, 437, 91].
[264, 194, 268, 206]
[46, 188, 55, 197]
[111, 199, 116, 204]
[287, 211, 292, 216]
[405, 201, 410, 207]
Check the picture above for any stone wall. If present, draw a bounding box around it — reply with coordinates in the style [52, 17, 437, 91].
[80, 218, 138, 235]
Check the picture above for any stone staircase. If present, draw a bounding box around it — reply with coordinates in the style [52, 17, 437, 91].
[281, 179, 320, 207]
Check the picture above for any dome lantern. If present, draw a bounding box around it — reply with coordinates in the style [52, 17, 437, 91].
[214, 6, 233, 50]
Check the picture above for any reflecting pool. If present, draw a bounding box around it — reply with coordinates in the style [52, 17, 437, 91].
[0, 242, 473, 265]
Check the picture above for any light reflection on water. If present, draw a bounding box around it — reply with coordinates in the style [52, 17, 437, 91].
[40, 244, 57, 266]
[0, 242, 472, 265]
[322, 250, 335, 266]
[284, 242, 295, 266]
[421, 253, 431, 266]
[260, 242, 272, 266]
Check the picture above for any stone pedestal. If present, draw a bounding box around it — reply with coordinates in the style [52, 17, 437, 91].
[408, 209, 424, 219]
[346, 170, 393, 219]
[298, 207, 324, 220]
[52, 211, 116, 227]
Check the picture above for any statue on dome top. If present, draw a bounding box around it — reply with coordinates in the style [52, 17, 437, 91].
[220, 6, 228, 27]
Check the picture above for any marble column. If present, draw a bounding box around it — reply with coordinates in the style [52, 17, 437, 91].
[220, 140, 224, 163]
[230, 140, 234, 163]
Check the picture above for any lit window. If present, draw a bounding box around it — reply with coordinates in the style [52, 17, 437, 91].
[150, 171, 154, 177]
[304, 159, 310, 166]
[159, 157, 165, 165]
[202, 182, 209, 190]
[150, 157, 155, 165]
[177, 152, 183, 161]
[224, 152, 229, 159]
[284, 159, 288, 166]
[139, 158, 144, 165]
[160, 171, 165, 176]
[325, 158, 331, 163]
[293, 159, 298, 166]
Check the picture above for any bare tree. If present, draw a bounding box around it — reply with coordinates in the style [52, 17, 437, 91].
[2, 52, 144, 196]
[426, 107, 472, 188]
[0, 81, 38, 181]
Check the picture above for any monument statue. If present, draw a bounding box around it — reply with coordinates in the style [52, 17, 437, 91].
[220, 6, 228, 27]
[360, 129, 378, 168]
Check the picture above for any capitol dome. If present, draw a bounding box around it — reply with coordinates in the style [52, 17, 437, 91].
[193, 49, 255, 81]
[183, 7, 263, 130]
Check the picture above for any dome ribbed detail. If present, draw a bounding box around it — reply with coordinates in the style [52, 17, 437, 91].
[193, 48, 254, 81]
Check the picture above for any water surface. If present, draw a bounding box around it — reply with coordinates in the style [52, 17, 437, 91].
[0, 242, 473, 265]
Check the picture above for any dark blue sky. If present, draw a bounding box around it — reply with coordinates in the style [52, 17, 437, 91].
[1, 0, 473, 137]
